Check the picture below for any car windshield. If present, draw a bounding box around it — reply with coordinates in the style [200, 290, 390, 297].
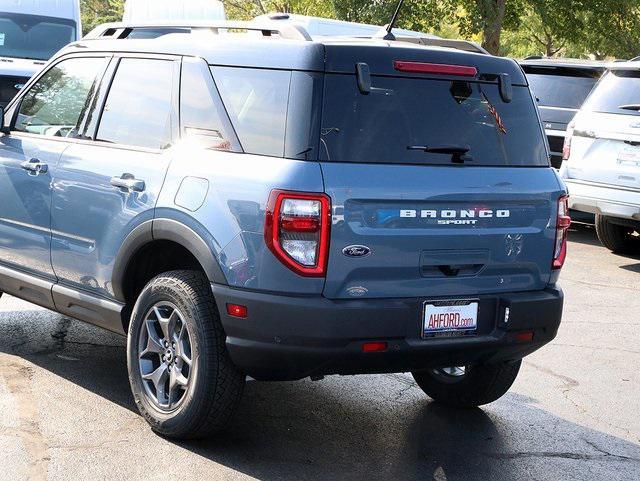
[581, 69, 640, 116]
[0, 12, 76, 61]
[320, 75, 548, 167]
[524, 68, 601, 110]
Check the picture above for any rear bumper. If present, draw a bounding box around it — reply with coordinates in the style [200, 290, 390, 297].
[566, 179, 640, 220]
[212, 285, 564, 381]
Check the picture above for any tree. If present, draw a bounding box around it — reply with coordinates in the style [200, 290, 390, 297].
[81, 0, 124, 35]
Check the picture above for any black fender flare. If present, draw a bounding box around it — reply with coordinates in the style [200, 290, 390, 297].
[112, 218, 227, 302]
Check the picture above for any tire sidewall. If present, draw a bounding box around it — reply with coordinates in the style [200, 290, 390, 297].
[127, 275, 211, 433]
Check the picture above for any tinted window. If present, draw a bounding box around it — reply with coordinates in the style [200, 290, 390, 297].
[181, 59, 240, 152]
[321, 75, 548, 166]
[524, 69, 600, 109]
[212, 67, 290, 157]
[15, 57, 105, 137]
[0, 12, 76, 61]
[582, 70, 640, 116]
[97, 58, 174, 149]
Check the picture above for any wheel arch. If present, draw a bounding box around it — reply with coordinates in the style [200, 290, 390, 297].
[112, 218, 228, 307]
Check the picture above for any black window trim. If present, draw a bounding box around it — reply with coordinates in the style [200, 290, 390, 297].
[178, 56, 244, 153]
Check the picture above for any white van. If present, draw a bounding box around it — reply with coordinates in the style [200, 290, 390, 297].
[0, 0, 81, 106]
[124, 0, 225, 23]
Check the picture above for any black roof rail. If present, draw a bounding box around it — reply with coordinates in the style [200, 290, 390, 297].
[84, 21, 313, 42]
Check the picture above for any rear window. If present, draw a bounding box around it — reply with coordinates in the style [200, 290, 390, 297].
[320, 75, 548, 167]
[525, 69, 600, 109]
[212, 66, 291, 157]
[582, 70, 640, 116]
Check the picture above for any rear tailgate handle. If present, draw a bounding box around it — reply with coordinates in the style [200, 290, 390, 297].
[420, 250, 489, 278]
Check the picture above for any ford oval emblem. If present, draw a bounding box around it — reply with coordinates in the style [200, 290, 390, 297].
[342, 245, 371, 258]
[14, 83, 25, 90]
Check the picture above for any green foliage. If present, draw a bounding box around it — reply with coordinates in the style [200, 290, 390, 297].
[80, 0, 640, 59]
[81, 0, 124, 34]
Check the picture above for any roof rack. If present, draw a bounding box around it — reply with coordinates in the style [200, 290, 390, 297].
[84, 21, 313, 42]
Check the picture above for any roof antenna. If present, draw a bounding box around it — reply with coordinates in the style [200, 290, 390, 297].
[381, 0, 405, 41]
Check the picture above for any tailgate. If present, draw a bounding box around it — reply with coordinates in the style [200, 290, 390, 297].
[322, 164, 563, 300]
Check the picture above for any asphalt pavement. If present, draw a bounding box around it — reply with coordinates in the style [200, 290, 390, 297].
[0, 223, 639, 481]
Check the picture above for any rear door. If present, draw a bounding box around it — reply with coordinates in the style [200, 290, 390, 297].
[319, 56, 563, 300]
[565, 69, 640, 190]
[50, 55, 178, 302]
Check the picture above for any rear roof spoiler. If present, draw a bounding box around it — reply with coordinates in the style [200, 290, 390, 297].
[393, 36, 490, 55]
[84, 20, 313, 42]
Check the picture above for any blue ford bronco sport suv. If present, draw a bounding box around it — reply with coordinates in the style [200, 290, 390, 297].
[0, 21, 568, 439]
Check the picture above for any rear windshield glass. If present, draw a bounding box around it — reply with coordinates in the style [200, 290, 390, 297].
[320, 75, 548, 166]
[525, 71, 599, 109]
[581, 70, 640, 116]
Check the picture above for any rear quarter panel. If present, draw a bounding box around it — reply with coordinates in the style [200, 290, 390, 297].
[156, 147, 325, 294]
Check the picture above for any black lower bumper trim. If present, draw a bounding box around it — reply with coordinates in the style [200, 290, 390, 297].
[212, 285, 564, 381]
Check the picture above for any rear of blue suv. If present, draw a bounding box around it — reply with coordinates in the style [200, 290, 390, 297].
[0, 26, 567, 439]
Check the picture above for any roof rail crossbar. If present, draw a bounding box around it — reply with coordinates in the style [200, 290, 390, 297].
[84, 21, 313, 42]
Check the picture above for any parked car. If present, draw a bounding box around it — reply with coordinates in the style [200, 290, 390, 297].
[0, 21, 567, 439]
[520, 57, 606, 169]
[0, 0, 81, 107]
[561, 62, 640, 253]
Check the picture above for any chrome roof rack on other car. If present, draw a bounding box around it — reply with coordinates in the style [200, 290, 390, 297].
[84, 21, 313, 42]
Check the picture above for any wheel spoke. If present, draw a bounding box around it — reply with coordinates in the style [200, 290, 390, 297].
[155, 307, 171, 340]
[142, 364, 169, 402]
[169, 367, 188, 392]
[140, 319, 164, 358]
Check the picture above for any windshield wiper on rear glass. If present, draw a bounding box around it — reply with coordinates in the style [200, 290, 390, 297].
[407, 144, 473, 164]
[618, 104, 640, 112]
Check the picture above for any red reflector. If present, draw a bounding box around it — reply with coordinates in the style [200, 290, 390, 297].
[281, 216, 320, 233]
[515, 331, 534, 343]
[362, 342, 388, 353]
[394, 61, 477, 77]
[226, 303, 248, 318]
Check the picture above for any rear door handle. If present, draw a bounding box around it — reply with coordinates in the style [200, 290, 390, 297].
[21, 158, 48, 174]
[110, 173, 145, 193]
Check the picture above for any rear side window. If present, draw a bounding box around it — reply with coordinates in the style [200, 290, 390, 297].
[582, 70, 640, 116]
[524, 68, 600, 109]
[212, 66, 291, 157]
[97, 58, 174, 149]
[15, 57, 106, 137]
[321, 75, 548, 167]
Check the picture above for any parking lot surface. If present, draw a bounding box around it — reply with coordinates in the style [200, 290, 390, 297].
[0, 223, 639, 481]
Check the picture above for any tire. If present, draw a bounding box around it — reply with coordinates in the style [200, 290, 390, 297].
[127, 270, 245, 439]
[595, 214, 639, 253]
[412, 361, 521, 408]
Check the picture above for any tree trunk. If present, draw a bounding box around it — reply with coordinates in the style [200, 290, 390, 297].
[479, 0, 507, 56]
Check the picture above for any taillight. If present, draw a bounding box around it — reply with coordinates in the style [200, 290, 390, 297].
[553, 195, 571, 270]
[394, 61, 477, 77]
[265, 190, 330, 277]
[562, 121, 575, 161]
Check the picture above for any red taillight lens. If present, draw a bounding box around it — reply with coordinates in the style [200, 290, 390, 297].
[553, 195, 571, 270]
[265, 190, 331, 277]
[394, 61, 477, 77]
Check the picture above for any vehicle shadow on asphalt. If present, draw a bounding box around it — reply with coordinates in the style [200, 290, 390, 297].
[1, 307, 639, 481]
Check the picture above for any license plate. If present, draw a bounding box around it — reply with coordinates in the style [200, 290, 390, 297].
[422, 300, 478, 338]
[617, 146, 640, 167]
